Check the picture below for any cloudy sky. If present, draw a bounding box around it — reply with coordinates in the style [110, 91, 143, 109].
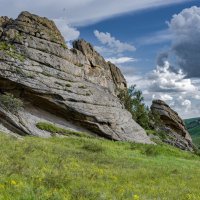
[1, 0, 200, 119]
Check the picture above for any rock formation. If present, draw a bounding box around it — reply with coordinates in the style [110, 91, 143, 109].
[0, 11, 152, 143]
[151, 100, 194, 151]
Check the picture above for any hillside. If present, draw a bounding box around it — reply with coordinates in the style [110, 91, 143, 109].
[0, 132, 200, 200]
[0, 11, 199, 200]
[185, 117, 200, 147]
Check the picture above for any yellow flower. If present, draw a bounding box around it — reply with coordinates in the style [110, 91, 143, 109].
[133, 194, 139, 200]
[10, 180, 17, 185]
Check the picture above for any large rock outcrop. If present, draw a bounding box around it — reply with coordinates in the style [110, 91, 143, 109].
[151, 100, 194, 150]
[0, 11, 152, 143]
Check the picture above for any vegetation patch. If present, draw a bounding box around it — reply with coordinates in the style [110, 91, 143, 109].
[185, 117, 200, 148]
[0, 133, 199, 199]
[0, 41, 25, 62]
[0, 93, 23, 113]
[118, 85, 161, 130]
[36, 122, 90, 138]
[82, 141, 104, 153]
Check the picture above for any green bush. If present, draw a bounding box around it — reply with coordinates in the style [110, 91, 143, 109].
[0, 93, 23, 113]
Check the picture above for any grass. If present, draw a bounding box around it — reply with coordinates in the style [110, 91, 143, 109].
[185, 118, 200, 148]
[0, 132, 200, 199]
[36, 122, 90, 138]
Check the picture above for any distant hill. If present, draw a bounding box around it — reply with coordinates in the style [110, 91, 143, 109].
[185, 117, 200, 148]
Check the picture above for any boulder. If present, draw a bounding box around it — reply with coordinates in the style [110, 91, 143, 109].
[0, 11, 152, 144]
[151, 100, 194, 150]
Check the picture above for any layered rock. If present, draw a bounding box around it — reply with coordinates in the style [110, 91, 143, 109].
[0, 11, 152, 143]
[151, 100, 194, 150]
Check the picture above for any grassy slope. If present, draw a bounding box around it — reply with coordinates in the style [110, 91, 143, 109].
[185, 118, 200, 147]
[0, 134, 200, 200]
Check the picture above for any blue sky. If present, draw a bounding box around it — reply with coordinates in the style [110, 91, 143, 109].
[75, 0, 200, 119]
[78, 0, 200, 74]
[1, 0, 200, 118]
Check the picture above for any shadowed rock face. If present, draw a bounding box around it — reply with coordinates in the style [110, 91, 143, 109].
[0, 11, 152, 144]
[151, 100, 194, 150]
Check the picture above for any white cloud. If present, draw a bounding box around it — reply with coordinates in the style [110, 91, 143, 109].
[168, 6, 200, 39]
[94, 30, 136, 53]
[124, 60, 200, 119]
[53, 18, 80, 41]
[160, 94, 173, 101]
[194, 95, 200, 100]
[106, 57, 137, 64]
[0, 0, 188, 26]
[149, 61, 197, 93]
[152, 93, 173, 101]
[158, 6, 200, 78]
[181, 99, 191, 110]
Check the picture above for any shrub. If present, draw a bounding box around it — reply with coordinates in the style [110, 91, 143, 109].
[118, 85, 162, 130]
[0, 93, 23, 113]
[118, 85, 150, 129]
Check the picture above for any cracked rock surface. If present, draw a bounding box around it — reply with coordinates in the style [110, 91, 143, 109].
[0, 11, 152, 144]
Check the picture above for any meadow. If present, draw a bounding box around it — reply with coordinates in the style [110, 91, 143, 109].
[0, 132, 200, 200]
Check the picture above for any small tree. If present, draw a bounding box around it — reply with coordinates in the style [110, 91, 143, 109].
[118, 85, 161, 130]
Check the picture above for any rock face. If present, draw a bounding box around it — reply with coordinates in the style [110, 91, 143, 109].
[0, 11, 152, 143]
[151, 100, 194, 150]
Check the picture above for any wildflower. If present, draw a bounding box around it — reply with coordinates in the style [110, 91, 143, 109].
[10, 180, 17, 185]
[133, 194, 139, 200]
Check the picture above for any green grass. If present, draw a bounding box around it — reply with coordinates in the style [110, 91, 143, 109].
[185, 118, 200, 148]
[36, 122, 91, 138]
[0, 132, 200, 200]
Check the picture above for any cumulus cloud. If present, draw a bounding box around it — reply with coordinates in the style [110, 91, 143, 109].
[0, 0, 188, 26]
[105, 57, 137, 64]
[158, 6, 200, 78]
[156, 94, 173, 101]
[181, 99, 191, 110]
[124, 60, 200, 118]
[53, 18, 80, 41]
[149, 61, 197, 93]
[94, 30, 136, 53]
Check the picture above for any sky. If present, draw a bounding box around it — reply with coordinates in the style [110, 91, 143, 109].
[1, 0, 200, 119]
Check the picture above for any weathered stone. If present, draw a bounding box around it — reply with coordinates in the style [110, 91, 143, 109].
[0, 11, 152, 144]
[108, 61, 127, 90]
[151, 100, 194, 150]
